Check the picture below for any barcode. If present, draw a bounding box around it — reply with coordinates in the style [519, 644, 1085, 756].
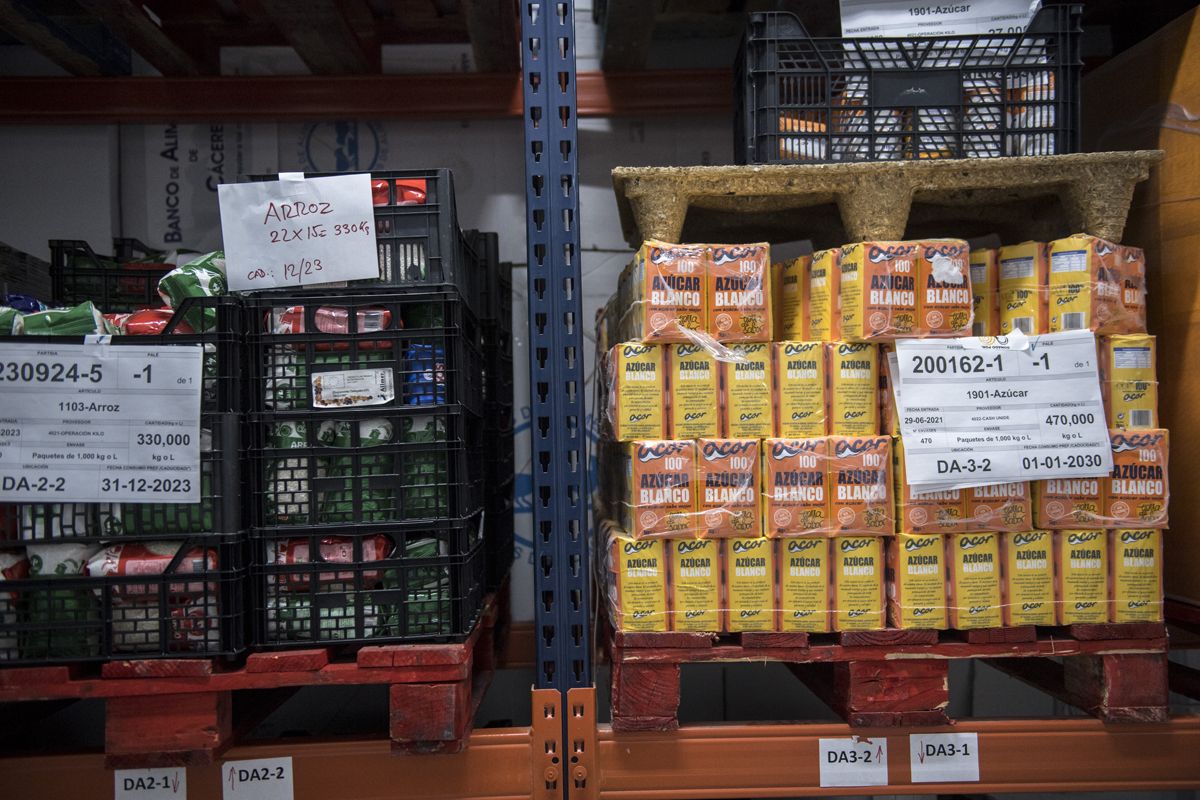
[1013, 317, 1033, 334]
[1131, 409, 1153, 428]
[1062, 312, 1086, 331]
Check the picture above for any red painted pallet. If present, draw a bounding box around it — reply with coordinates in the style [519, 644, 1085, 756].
[0, 590, 505, 767]
[609, 623, 1168, 732]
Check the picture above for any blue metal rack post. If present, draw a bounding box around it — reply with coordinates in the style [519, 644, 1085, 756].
[521, 0, 591, 698]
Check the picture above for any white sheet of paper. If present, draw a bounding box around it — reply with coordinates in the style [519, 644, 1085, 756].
[893, 331, 1111, 493]
[114, 768, 186, 800]
[819, 737, 889, 787]
[910, 732, 981, 783]
[221, 757, 294, 800]
[219, 173, 377, 291]
[840, 0, 1041, 37]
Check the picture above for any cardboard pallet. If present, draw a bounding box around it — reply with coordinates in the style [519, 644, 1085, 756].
[611, 151, 1163, 248]
[0, 590, 505, 767]
[609, 622, 1168, 732]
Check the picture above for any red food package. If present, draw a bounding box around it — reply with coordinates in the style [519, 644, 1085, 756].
[268, 534, 393, 590]
[395, 179, 427, 205]
[269, 306, 395, 351]
[371, 179, 390, 206]
[87, 542, 217, 598]
[121, 308, 194, 336]
[104, 312, 131, 331]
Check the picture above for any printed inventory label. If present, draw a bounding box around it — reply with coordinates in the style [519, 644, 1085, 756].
[311, 367, 394, 408]
[819, 737, 889, 787]
[910, 732, 980, 783]
[219, 172, 378, 291]
[894, 331, 1111, 493]
[840, 0, 1039, 37]
[222, 758, 293, 800]
[115, 768, 186, 799]
[0, 342, 201, 503]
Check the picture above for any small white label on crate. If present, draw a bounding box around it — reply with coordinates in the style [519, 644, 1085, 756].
[114, 768, 186, 800]
[0, 342, 202, 503]
[893, 331, 1112, 493]
[818, 737, 889, 787]
[909, 732, 980, 783]
[221, 757, 294, 800]
[219, 172, 378, 291]
[840, 0, 1039, 37]
[310, 367, 394, 408]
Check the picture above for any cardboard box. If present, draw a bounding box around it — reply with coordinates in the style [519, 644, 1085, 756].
[778, 538, 831, 632]
[887, 533, 949, 629]
[808, 248, 840, 341]
[947, 532, 1003, 629]
[998, 241, 1048, 335]
[833, 535, 885, 630]
[707, 243, 771, 342]
[667, 343, 720, 439]
[774, 341, 827, 437]
[607, 530, 668, 632]
[969, 247, 1000, 336]
[827, 342, 879, 436]
[721, 343, 775, 438]
[839, 241, 918, 340]
[697, 438, 761, 538]
[723, 537, 775, 632]
[669, 538, 721, 632]
[608, 342, 666, 441]
[777, 254, 810, 340]
[762, 437, 828, 536]
[1001, 530, 1056, 626]
[1080, 13, 1199, 601]
[1055, 530, 1109, 624]
[619, 440, 697, 538]
[1111, 529, 1164, 623]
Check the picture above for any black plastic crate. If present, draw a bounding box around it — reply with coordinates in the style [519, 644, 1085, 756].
[250, 515, 485, 647]
[111, 237, 166, 262]
[246, 169, 483, 310]
[484, 348, 514, 407]
[484, 488, 514, 592]
[735, 4, 1083, 164]
[0, 534, 245, 664]
[49, 240, 176, 312]
[249, 406, 485, 531]
[0, 298, 245, 543]
[245, 289, 485, 418]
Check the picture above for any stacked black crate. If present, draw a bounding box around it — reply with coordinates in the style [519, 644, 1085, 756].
[244, 170, 488, 647]
[49, 238, 179, 312]
[0, 295, 246, 664]
[470, 231, 515, 591]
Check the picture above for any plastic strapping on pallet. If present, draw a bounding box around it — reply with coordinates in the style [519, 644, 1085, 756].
[522, 0, 591, 698]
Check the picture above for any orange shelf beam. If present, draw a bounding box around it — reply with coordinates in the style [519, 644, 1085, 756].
[0, 70, 730, 123]
[597, 717, 1200, 798]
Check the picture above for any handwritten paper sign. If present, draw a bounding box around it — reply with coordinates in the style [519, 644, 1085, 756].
[219, 173, 377, 291]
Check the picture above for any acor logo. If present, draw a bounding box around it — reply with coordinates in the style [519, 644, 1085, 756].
[637, 441, 687, 462]
[649, 244, 703, 264]
[1119, 530, 1154, 544]
[623, 541, 655, 555]
[676, 344, 705, 358]
[959, 534, 994, 550]
[840, 538, 872, 553]
[787, 538, 823, 553]
[772, 440, 819, 460]
[622, 344, 654, 358]
[677, 540, 708, 555]
[784, 342, 820, 356]
[837, 342, 873, 357]
[1013, 531, 1046, 547]
[702, 440, 755, 460]
[868, 243, 917, 262]
[904, 536, 938, 551]
[1067, 532, 1102, 545]
[711, 246, 760, 265]
[1111, 431, 1164, 452]
[732, 539, 765, 554]
[833, 437, 886, 458]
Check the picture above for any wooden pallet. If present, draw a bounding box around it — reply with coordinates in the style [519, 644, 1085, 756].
[0, 590, 505, 766]
[609, 622, 1168, 732]
[611, 151, 1163, 248]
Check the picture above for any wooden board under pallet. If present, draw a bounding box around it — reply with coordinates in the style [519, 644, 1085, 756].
[608, 622, 1169, 732]
[0, 590, 505, 767]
